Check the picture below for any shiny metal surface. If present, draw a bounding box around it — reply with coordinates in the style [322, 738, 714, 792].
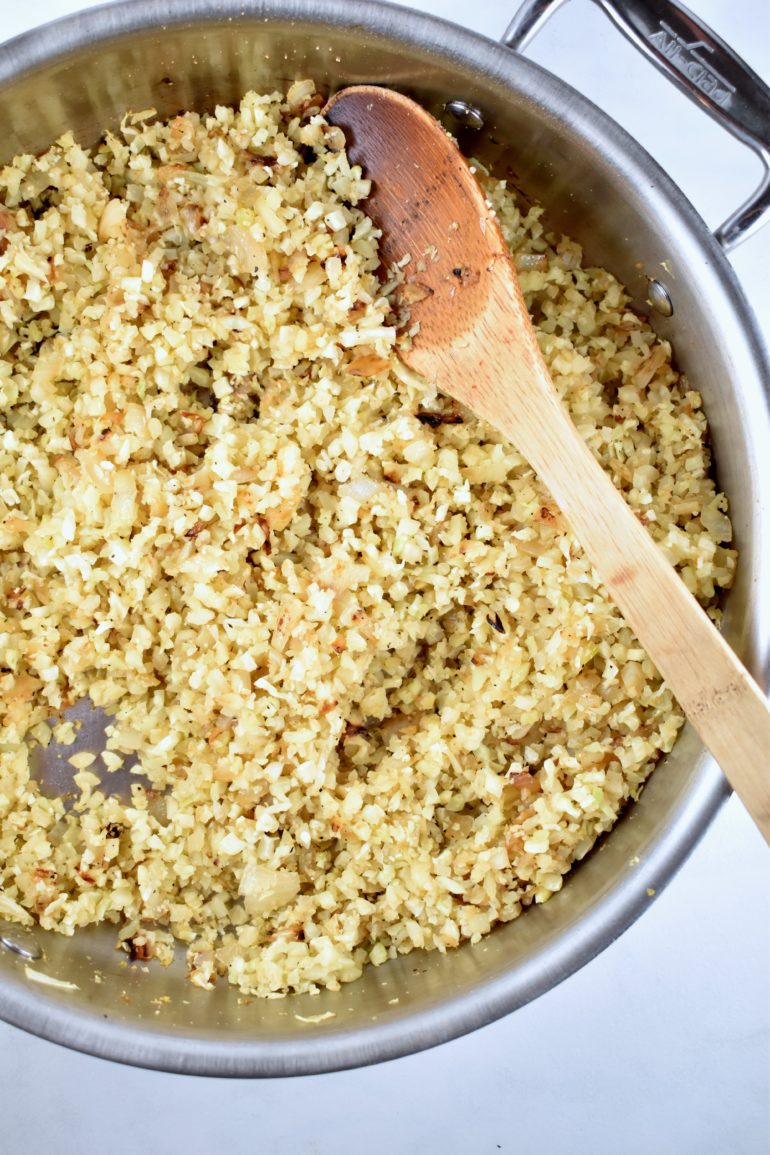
[444, 98, 486, 129]
[0, 0, 768, 1077]
[0, 926, 43, 962]
[503, 0, 770, 249]
[647, 279, 675, 316]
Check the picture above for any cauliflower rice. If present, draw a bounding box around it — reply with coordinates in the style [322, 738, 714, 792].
[0, 82, 736, 995]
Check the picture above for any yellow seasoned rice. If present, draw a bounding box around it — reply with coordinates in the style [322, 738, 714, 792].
[0, 83, 736, 995]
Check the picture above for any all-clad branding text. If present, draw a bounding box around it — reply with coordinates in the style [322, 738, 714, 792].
[648, 21, 735, 106]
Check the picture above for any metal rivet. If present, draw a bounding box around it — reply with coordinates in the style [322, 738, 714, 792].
[0, 926, 43, 961]
[445, 100, 485, 130]
[648, 279, 673, 317]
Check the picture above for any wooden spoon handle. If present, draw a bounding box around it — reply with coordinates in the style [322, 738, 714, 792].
[487, 361, 770, 843]
[325, 85, 770, 841]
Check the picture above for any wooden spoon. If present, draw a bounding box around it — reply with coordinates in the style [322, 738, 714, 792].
[326, 85, 770, 845]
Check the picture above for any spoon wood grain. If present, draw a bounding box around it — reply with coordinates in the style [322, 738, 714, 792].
[326, 85, 770, 845]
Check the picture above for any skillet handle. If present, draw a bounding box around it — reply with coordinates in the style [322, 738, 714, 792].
[502, 0, 770, 250]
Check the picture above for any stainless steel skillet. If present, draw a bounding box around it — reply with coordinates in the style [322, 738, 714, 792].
[0, 0, 767, 1075]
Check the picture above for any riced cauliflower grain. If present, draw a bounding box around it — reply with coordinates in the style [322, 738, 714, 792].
[0, 86, 736, 996]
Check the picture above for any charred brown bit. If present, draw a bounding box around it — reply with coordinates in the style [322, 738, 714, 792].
[298, 93, 325, 117]
[449, 264, 479, 286]
[417, 411, 464, 428]
[486, 612, 505, 634]
[6, 586, 26, 609]
[126, 935, 154, 962]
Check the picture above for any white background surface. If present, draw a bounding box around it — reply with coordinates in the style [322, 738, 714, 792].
[0, 1, 768, 1152]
